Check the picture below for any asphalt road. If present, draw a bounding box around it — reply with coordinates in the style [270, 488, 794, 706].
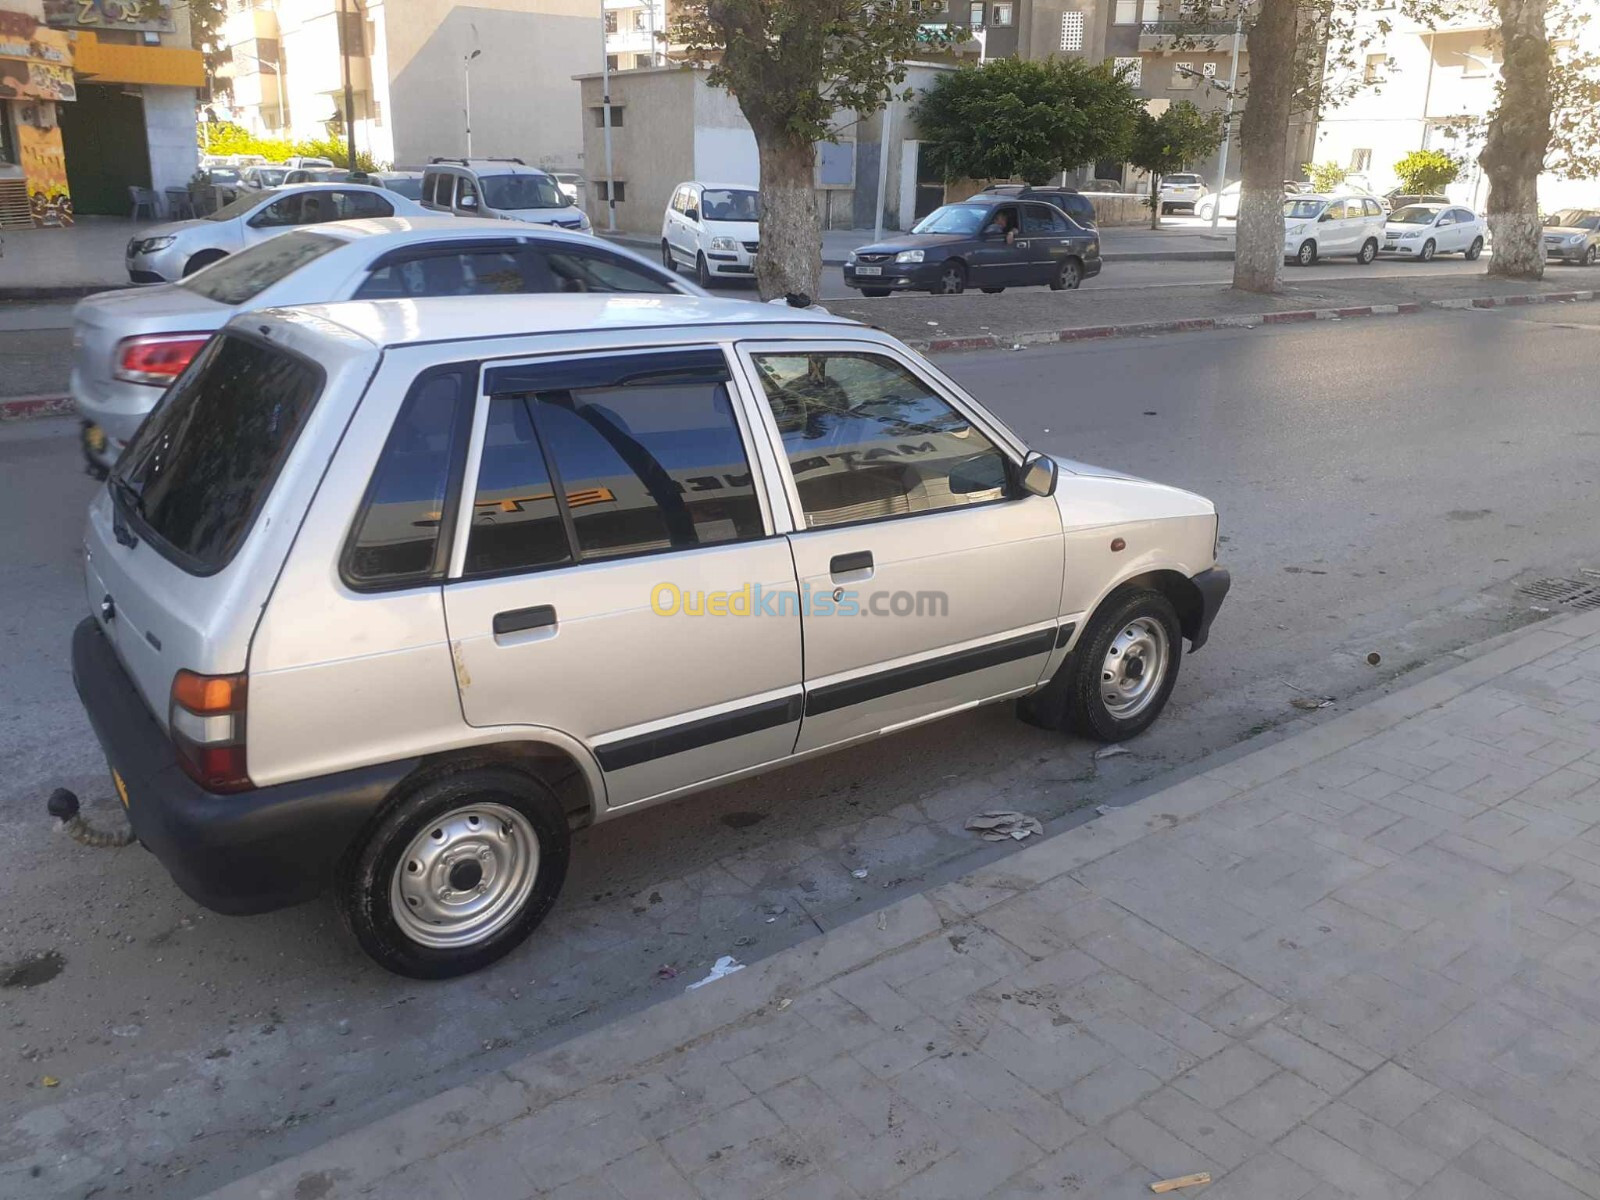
[5, 301, 1600, 1197]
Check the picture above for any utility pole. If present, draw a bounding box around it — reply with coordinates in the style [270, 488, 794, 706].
[600, 1, 616, 230]
[464, 48, 481, 156]
[873, 93, 894, 242]
[337, 0, 358, 171]
[1211, 5, 1244, 231]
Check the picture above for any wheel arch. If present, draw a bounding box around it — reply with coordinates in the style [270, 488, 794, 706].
[404, 734, 604, 832]
[1082, 568, 1207, 648]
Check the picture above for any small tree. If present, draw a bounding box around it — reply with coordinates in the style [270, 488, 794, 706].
[913, 58, 1143, 187]
[1302, 160, 1349, 192]
[674, 1, 931, 301]
[1127, 101, 1225, 229]
[1392, 149, 1461, 194]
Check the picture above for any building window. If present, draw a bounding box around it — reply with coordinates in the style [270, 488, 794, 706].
[596, 180, 627, 202]
[1350, 148, 1372, 171]
[969, 1, 984, 26]
[1202, 61, 1217, 78]
[1060, 10, 1085, 51]
[1114, 56, 1142, 87]
[603, 11, 617, 32]
[1363, 53, 1385, 82]
[605, 54, 619, 70]
[592, 105, 625, 126]
[1460, 46, 1493, 77]
[634, 10, 649, 29]
[1171, 61, 1196, 88]
[1115, 0, 1136, 23]
[992, 3, 1012, 24]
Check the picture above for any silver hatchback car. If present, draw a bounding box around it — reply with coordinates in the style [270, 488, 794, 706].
[72, 295, 1228, 978]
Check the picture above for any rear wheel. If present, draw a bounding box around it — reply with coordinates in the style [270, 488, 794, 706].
[1357, 238, 1379, 265]
[695, 253, 713, 289]
[1465, 236, 1484, 261]
[1419, 238, 1436, 263]
[933, 261, 967, 295]
[337, 766, 570, 979]
[1196, 200, 1214, 221]
[1294, 239, 1317, 267]
[981, 286, 1005, 294]
[1050, 258, 1083, 291]
[182, 250, 227, 277]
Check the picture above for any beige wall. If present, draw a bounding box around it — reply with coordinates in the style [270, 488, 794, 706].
[577, 68, 695, 234]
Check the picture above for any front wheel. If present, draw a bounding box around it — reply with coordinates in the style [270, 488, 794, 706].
[1050, 258, 1083, 291]
[1357, 238, 1379, 265]
[1295, 239, 1317, 267]
[981, 286, 1005, 294]
[182, 250, 227, 277]
[1586, 245, 1598, 266]
[1196, 201, 1214, 221]
[1419, 238, 1436, 263]
[1465, 236, 1484, 261]
[933, 261, 967, 295]
[661, 240, 676, 272]
[860, 287, 891, 298]
[695, 252, 713, 289]
[337, 766, 570, 979]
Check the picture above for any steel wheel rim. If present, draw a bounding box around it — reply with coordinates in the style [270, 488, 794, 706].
[390, 802, 539, 949]
[1100, 617, 1169, 720]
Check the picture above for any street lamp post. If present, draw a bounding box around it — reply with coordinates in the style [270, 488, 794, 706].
[464, 48, 481, 157]
[599, 2, 616, 231]
[1211, 6, 1244, 231]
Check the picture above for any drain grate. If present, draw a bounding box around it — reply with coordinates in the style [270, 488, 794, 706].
[1520, 578, 1600, 611]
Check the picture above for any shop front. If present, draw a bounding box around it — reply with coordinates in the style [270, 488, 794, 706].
[0, 9, 75, 226]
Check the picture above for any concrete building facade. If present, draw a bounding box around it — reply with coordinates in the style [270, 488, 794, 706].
[220, 0, 599, 171]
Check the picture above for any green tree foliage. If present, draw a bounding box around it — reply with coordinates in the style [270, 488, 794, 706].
[912, 58, 1144, 186]
[1302, 160, 1349, 192]
[1392, 149, 1462, 193]
[1127, 101, 1225, 228]
[199, 121, 383, 173]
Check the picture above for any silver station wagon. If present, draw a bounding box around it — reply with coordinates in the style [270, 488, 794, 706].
[71, 296, 1229, 978]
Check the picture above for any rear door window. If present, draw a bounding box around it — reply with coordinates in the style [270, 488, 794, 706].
[111, 333, 323, 574]
[180, 231, 346, 305]
[334, 190, 395, 219]
[540, 249, 677, 294]
[355, 246, 532, 298]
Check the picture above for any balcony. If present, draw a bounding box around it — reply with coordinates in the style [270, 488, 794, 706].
[1139, 19, 1234, 52]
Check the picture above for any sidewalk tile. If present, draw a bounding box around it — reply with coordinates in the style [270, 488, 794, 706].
[1456, 1136, 1594, 1200]
[1057, 1056, 1163, 1124]
[1013, 1131, 1136, 1195]
[886, 1131, 1045, 1200]
[1171, 1044, 1279, 1109]
[1219, 1070, 1332, 1140]
[433, 1129, 539, 1199]
[1101, 1108, 1218, 1178]
[1411, 1166, 1514, 1200]
[659, 1096, 785, 1176]
[1196, 982, 1287, 1039]
[1307, 1099, 1448, 1184]
[509, 1109, 650, 1191]
[599, 1143, 700, 1200]
[768, 1171, 864, 1200]
[1136, 1087, 1259, 1170]
[1198, 1149, 1320, 1200]
[1276, 1126, 1412, 1200]
[1339, 1061, 1439, 1126]
[544, 1174, 626, 1200]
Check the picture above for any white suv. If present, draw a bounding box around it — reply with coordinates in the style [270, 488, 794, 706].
[1283, 193, 1387, 265]
[72, 295, 1228, 978]
[662, 181, 762, 286]
[421, 157, 591, 233]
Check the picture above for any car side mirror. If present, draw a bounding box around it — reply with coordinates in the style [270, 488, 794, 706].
[1318, 212, 1333, 222]
[1438, 218, 1453, 226]
[981, 227, 1003, 241]
[684, 207, 699, 222]
[459, 194, 478, 211]
[1020, 451, 1058, 498]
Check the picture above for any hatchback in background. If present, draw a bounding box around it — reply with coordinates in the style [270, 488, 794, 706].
[240, 165, 291, 190]
[76, 218, 697, 476]
[284, 166, 355, 185]
[1080, 178, 1124, 193]
[1382, 204, 1485, 261]
[1158, 173, 1207, 213]
[844, 194, 1101, 295]
[1283, 193, 1386, 265]
[661, 181, 763, 286]
[368, 170, 425, 201]
[1543, 209, 1600, 265]
[980, 184, 1098, 229]
[421, 158, 590, 232]
[1385, 191, 1449, 211]
[552, 172, 584, 202]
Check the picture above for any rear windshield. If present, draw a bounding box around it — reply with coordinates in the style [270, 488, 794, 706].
[1166, 175, 1201, 184]
[179, 231, 345, 304]
[111, 333, 323, 574]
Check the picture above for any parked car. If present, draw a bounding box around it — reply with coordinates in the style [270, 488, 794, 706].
[1384, 191, 1448, 211]
[845, 195, 1101, 296]
[125, 183, 429, 284]
[240, 165, 291, 190]
[368, 170, 425, 201]
[283, 155, 336, 169]
[661, 181, 762, 286]
[71, 292, 1229, 977]
[1543, 209, 1600, 265]
[77, 218, 695, 476]
[1381, 203, 1486, 261]
[1080, 178, 1124, 193]
[552, 172, 584, 202]
[1282, 193, 1387, 265]
[421, 157, 590, 232]
[1195, 181, 1307, 221]
[284, 167, 356, 185]
[1158, 173, 1207, 214]
[979, 184, 1098, 230]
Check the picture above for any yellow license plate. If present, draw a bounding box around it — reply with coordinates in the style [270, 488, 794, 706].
[84, 424, 107, 453]
[112, 768, 129, 808]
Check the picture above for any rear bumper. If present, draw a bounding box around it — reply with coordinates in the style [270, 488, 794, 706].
[71, 616, 418, 915]
[1187, 567, 1231, 653]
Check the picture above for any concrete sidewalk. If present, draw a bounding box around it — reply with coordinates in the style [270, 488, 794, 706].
[0, 217, 134, 297]
[198, 606, 1600, 1200]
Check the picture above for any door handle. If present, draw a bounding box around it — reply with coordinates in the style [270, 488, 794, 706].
[1015, 240, 1030, 248]
[493, 605, 557, 636]
[830, 551, 873, 576]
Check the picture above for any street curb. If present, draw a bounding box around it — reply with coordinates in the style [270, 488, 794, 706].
[0, 393, 70, 420]
[0, 283, 128, 301]
[911, 289, 1596, 354]
[195, 604, 1600, 1200]
[597, 232, 1236, 268]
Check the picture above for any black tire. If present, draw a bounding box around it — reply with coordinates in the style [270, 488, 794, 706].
[1419, 238, 1436, 263]
[1197, 201, 1214, 222]
[1357, 238, 1379, 265]
[695, 253, 713, 289]
[337, 766, 570, 979]
[981, 286, 1005, 294]
[933, 260, 967, 295]
[1586, 245, 1598, 266]
[1465, 236, 1484, 261]
[1019, 589, 1183, 743]
[860, 288, 891, 298]
[1050, 258, 1083, 291]
[661, 240, 677, 273]
[182, 250, 227, 277]
[1294, 239, 1317, 267]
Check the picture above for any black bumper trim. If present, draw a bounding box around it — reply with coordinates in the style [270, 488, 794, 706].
[1187, 567, 1231, 652]
[71, 617, 419, 915]
[596, 693, 802, 772]
[805, 628, 1055, 717]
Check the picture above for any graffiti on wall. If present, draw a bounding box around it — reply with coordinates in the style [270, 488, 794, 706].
[42, 0, 175, 34]
[0, 14, 76, 103]
[16, 105, 71, 226]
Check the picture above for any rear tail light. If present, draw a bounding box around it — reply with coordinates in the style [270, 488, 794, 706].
[169, 669, 252, 793]
[114, 334, 211, 386]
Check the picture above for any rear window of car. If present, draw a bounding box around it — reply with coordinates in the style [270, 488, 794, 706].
[179, 231, 346, 305]
[110, 333, 324, 575]
[1166, 175, 1201, 185]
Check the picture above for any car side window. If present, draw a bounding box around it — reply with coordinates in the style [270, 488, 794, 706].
[249, 193, 303, 228]
[334, 190, 395, 219]
[428, 173, 453, 207]
[458, 177, 479, 211]
[541, 249, 677, 294]
[1041, 205, 1072, 234]
[1021, 204, 1053, 236]
[344, 367, 476, 588]
[355, 247, 533, 299]
[465, 395, 572, 576]
[750, 351, 1012, 530]
[1365, 199, 1383, 218]
[1453, 208, 1474, 224]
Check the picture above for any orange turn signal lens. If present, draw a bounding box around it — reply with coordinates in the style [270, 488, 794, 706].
[171, 670, 246, 715]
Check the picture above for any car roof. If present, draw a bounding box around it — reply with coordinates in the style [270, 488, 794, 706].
[369, 170, 422, 179]
[1391, 202, 1446, 210]
[306, 214, 622, 245]
[682, 181, 759, 191]
[428, 159, 550, 175]
[262, 294, 856, 351]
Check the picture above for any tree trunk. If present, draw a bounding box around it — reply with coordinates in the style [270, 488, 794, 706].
[755, 133, 822, 302]
[1150, 174, 1160, 230]
[1232, 0, 1297, 294]
[1482, 0, 1551, 279]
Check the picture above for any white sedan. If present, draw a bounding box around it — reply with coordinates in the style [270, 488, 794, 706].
[1382, 203, 1487, 261]
[124, 183, 430, 283]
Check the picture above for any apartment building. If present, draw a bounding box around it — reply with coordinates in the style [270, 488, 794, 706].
[220, 0, 599, 170]
[603, 0, 668, 71]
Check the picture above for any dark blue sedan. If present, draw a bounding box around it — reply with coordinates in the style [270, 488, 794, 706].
[843, 194, 1103, 297]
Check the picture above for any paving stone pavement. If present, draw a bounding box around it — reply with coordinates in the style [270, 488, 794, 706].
[202, 608, 1600, 1200]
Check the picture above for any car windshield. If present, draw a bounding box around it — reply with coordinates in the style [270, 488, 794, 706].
[111, 333, 323, 573]
[255, 167, 289, 187]
[380, 176, 423, 199]
[1283, 198, 1325, 219]
[700, 188, 760, 221]
[1389, 206, 1440, 224]
[479, 173, 566, 210]
[1547, 210, 1599, 229]
[208, 167, 241, 184]
[179, 230, 345, 305]
[912, 204, 988, 235]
